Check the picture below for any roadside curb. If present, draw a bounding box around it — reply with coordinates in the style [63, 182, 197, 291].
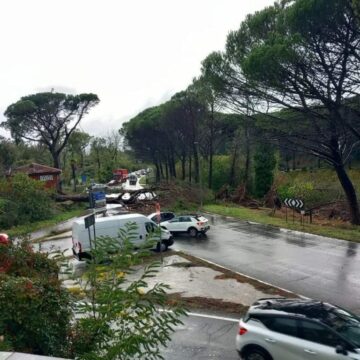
[176, 249, 308, 301]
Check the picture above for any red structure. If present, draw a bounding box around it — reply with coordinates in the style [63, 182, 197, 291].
[10, 163, 61, 189]
[112, 168, 128, 183]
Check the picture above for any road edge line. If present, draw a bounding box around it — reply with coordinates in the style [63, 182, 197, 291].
[159, 308, 239, 322]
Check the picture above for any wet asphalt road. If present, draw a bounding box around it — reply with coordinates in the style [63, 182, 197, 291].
[174, 214, 360, 313]
[36, 213, 360, 313]
[162, 312, 239, 360]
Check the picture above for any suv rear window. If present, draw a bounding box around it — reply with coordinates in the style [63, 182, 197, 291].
[261, 317, 298, 337]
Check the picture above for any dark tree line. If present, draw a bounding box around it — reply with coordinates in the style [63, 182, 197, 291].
[123, 0, 360, 225]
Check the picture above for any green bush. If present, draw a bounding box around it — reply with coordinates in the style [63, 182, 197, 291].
[0, 173, 54, 229]
[254, 144, 276, 198]
[0, 241, 71, 356]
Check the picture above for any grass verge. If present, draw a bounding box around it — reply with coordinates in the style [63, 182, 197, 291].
[204, 204, 360, 242]
[6, 207, 86, 238]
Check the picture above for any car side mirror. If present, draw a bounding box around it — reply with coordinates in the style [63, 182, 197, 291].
[335, 345, 348, 355]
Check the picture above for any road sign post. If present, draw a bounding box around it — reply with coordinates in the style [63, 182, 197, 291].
[84, 214, 95, 251]
[155, 202, 163, 263]
[283, 198, 305, 226]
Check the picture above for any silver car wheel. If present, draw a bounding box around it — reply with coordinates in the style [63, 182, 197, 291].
[247, 353, 266, 360]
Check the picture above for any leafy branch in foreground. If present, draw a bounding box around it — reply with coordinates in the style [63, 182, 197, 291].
[70, 222, 185, 360]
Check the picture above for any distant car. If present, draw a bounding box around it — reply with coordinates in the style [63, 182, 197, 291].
[236, 297, 360, 360]
[161, 215, 210, 237]
[148, 212, 176, 223]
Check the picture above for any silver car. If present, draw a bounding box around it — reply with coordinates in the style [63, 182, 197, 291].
[236, 298, 360, 360]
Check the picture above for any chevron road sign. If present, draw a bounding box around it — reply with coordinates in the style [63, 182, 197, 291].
[284, 198, 304, 209]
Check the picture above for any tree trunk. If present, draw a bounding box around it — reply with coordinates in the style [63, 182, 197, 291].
[71, 160, 77, 192]
[159, 162, 164, 179]
[193, 143, 199, 183]
[80, 152, 84, 168]
[155, 162, 160, 183]
[171, 153, 176, 178]
[165, 161, 169, 181]
[334, 164, 360, 225]
[292, 150, 296, 170]
[52, 152, 62, 193]
[181, 153, 186, 180]
[208, 105, 214, 189]
[229, 140, 239, 187]
[188, 155, 192, 183]
[243, 124, 250, 189]
[208, 150, 213, 189]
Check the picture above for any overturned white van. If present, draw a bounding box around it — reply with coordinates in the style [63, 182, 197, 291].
[72, 213, 173, 260]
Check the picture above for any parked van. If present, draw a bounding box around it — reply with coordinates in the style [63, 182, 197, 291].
[72, 213, 173, 260]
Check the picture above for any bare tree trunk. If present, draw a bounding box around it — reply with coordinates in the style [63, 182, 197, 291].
[159, 162, 164, 179]
[71, 160, 77, 192]
[188, 155, 192, 183]
[52, 152, 62, 193]
[165, 161, 169, 181]
[208, 105, 214, 189]
[292, 150, 296, 170]
[155, 162, 160, 183]
[181, 153, 186, 180]
[193, 143, 199, 183]
[334, 164, 360, 225]
[243, 123, 250, 189]
[229, 141, 239, 187]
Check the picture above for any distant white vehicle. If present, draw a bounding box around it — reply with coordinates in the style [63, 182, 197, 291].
[138, 192, 155, 201]
[121, 193, 131, 201]
[72, 213, 174, 260]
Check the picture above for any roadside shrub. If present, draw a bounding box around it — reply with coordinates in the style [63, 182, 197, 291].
[211, 155, 231, 192]
[0, 241, 71, 357]
[0, 173, 54, 229]
[254, 144, 277, 198]
[276, 169, 344, 208]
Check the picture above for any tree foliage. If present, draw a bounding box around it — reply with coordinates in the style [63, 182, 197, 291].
[201, 0, 360, 224]
[254, 144, 277, 198]
[0, 241, 71, 356]
[0, 173, 54, 229]
[2, 92, 99, 191]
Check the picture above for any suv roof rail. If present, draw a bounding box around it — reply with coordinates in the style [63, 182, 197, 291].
[256, 297, 288, 301]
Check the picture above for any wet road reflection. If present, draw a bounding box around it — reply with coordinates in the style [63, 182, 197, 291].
[174, 214, 360, 314]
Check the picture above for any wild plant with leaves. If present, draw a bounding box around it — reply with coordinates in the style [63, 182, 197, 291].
[70, 222, 185, 360]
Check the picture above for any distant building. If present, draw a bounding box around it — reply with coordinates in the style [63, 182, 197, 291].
[10, 163, 61, 189]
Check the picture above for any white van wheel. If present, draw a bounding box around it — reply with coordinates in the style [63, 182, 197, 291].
[156, 242, 167, 252]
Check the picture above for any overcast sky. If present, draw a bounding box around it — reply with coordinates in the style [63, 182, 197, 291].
[0, 0, 274, 138]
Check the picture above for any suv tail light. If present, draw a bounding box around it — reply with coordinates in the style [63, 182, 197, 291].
[197, 222, 204, 226]
[239, 327, 248, 336]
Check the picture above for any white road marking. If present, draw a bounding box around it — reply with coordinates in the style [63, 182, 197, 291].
[186, 311, 239, 323]
[159, 309, 239, 323]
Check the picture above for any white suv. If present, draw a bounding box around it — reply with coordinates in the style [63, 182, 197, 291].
[236, 298, 360, 360]
[161, 215, 210, 237]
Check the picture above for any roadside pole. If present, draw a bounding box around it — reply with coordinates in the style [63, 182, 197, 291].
[156, 202, 163, 264]
[84, 214, 95, 252]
